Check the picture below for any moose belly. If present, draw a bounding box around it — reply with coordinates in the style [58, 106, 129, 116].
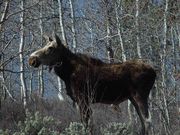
[94, 80, 129, 104]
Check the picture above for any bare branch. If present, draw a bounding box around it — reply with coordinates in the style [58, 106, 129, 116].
[0, 76, 17, 102]
[98, 34, 119, 41]
[0, 69, 24, 74]
[0, 0, 9, 31]
[0, 52, 22, 67]
[0, 0, 42, 25]
[2, 34, 16, 51]
[0, 47, 30, 68]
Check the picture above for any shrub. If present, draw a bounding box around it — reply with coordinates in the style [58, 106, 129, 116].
[101, 122, 132, 135]
[13, 110, 60, 135]
[0, 129, 10, 135]
[61, 122, 89, 135]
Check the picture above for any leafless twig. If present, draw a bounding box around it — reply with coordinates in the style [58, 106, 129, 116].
[0, 76, 17, 102]
[2, 34, 16, 51]
[0, 69, 24, 74]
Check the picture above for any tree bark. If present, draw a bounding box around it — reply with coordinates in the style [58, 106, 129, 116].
[19, 0, 27, 108]
[58, 0, 67, 46]
[115, 0, 126, 62]
[104, 0, 114, 63]
[161, 0, 170, 134]
[0, 1, 9, 112]
[38, 2, 44, 97]
[69, 0, 77, 52]
[135, 0, 141, 58]
[0, 0, 9, 31]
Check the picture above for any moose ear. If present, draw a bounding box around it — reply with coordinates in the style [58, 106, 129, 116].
[53, 34, 63, 47]
[43, 35, 53, 42]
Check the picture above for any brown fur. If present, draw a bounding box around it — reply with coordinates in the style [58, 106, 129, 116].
[29, 35, 156, 135]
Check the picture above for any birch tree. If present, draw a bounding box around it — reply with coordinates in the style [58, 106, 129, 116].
[0, 1, 9, 110]
[0, 0, 9, 31]
[115, 0, 126, 62]
[69, 0, 77, 52]
[58, 0, 67, 45]
[104, 0, 114, 63]
[56, 0, 67, 101]
[38, 1, 44, 97]
[19, 0, 27, 108]
[135, 0, 141, 58]
[160, 0, 170, 134]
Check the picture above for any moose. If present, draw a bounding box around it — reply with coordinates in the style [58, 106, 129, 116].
[29, 34, 156, 135]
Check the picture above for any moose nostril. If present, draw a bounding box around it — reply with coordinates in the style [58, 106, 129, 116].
[32, 59, 36, 66]
[29, 57, 35, 66]
[29, 56, 40, 67]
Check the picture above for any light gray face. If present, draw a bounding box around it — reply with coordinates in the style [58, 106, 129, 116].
[29, 35, 63, 68]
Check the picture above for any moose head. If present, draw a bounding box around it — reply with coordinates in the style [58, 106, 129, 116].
[29, 35, 65, 68]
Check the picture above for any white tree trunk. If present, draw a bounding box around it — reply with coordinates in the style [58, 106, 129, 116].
[105, 1, 114, 63]
[135, 0, 141, 58]
[161, 0, 170, 134]
[29, 73, 33, 97]
[58, 0, 67, 45]
[29, 31, 33, 99]
[0, 1, 9, 110]
[19, 0, 27, 108]
[69, 0, 77, 52]
[115, 0, 126, 62]
[0, 0, 9, 31]
[38, 3, 44, 97]
[57, 77, 64, 100]
[106, 18, 112, 63]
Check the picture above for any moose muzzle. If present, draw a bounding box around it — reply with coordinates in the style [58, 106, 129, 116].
[29, 56, 41, 68]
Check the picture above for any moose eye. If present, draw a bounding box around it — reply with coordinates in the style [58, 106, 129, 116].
[46, 46, 54, 54]
[48, 46, 54, 51]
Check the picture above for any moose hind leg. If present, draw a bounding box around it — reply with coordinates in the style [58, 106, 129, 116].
[130, 98, 148, 135]
[131, 95, 151, 135]
[142, 100, 152, 135]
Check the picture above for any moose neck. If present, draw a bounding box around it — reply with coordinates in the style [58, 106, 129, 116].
[62, 46, 75, 62]
[54, 46, 76, 82]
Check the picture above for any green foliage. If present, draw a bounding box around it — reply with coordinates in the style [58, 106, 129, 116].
[61, 122, 89, 135]
[13, 111, 60, 135]
[0, 116, 133, 135]
[101, 122, 132, 135]
[0, 129, 10, 135]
